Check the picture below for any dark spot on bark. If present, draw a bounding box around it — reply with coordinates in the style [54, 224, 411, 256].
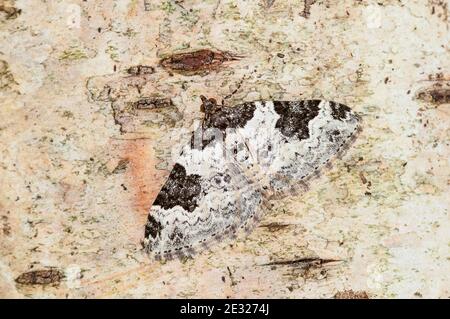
[0, 4, 21, 19]
[334, 290, 370, 299]
[416, 87, 450, 104]
[259, 222, 290, 232]
[112, 159, 129, 174]
[127, 65, 155, 76]
[262, 257, 340, 267]
[15, 269, 64, 285]
[145, 214, 163, 239]
[329, 101, 352, 120]
[153, 163, 202, 213]
[160, 49, 240, 75]
[263, 0, 275, 8]
[0, 60, 17, 91]
[300, 0, 317, 18]
[273, 100, 320, 140]
[131, 97, 173, 110]
[2, 215, 11, 236]
[359, 171, 368, 184]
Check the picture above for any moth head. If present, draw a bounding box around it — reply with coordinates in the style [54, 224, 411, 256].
[200, 95, 219, 115]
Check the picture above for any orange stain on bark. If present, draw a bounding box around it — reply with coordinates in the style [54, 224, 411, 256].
[118, 139, 169, 221]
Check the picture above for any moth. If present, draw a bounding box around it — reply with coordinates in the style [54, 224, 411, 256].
[143, 96, 361, 259]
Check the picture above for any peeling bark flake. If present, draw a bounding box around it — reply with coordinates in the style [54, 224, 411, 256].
[127, 65, 155, 76]
[259, 222, 291, 232]
[159, 49, 241, 75]
[416, 82, 450, 104]
[262, 257, 340, 267]
[132, 97, 173, 110]
[15, 269, 64, 285]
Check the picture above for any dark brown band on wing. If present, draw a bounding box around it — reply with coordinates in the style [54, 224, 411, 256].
[273, 100, 321, 141]
[152, 163, 202, 213]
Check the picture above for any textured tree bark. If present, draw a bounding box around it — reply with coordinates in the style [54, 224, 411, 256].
[0, 0, 448, 298]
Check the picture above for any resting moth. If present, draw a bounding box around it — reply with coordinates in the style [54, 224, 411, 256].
[143, 96, 361, 259]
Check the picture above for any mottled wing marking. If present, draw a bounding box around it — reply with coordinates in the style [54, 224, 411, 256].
[203, 102, 257, 131]
[266, 100, 360, 196]
[144, 99, 361, 259]
[143, 135, 263, 259]
[273, 100, 321, 141]
[152, 163, 201, 213]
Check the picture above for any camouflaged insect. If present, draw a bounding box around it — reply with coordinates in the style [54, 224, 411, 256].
[143, 96, 361, 259]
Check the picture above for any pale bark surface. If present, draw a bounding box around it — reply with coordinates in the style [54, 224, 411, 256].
[0, 0, 448, 298]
